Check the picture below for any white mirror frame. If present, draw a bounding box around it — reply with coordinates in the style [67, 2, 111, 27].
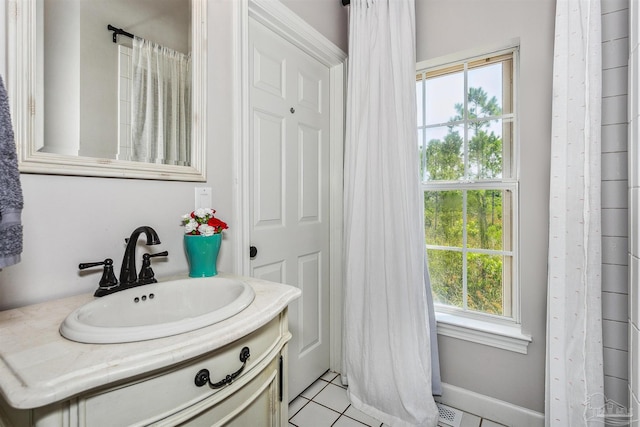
[6, 0, 207, 181]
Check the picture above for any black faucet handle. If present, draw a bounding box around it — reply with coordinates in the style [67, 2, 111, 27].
[149, 250, 169, 258]
[79, 258, 119, 290]
[79, 259, 109, 269]
[138, 251, 168, 285]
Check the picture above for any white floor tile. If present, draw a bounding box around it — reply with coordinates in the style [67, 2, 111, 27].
[289, 396, 309, 419]
[313, 383, 351, 413]
[290, 401, 341, 427]
[331, 373, 347, 388]
[333, 415, 369, 427]
[300, 379, 329, 400]
[344, 406, 383, 426]
[480, 420, 507, 427]
[321, 370, 339, 382]
[460, 411, 482, 427]
[290, 371, 496, 427]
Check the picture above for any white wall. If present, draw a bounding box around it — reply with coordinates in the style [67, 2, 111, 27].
[628, 0, 640, 421]
[416, 0, 556, 413]
[280, 0, 348, 53]
[0, 0, 5, 78]
[417, 0, 633, 417]
[43, 0, 80, 156]
[601, 0, 630, 415]
[0, 1, 347, 312]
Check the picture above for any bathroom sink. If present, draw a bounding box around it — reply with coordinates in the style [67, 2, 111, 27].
[59, 277, 255, 344]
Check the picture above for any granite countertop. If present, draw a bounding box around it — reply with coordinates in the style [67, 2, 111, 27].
[0, 273, 300, 409]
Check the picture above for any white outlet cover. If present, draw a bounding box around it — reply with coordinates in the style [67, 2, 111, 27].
[195, 187, 212, 210]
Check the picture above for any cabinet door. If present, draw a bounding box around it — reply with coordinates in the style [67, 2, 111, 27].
[160, 355, 285, 427]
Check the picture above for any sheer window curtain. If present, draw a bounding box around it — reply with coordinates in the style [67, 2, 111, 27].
[131, 37, 191, 165]
[342, 0, 439, 425]
[545, 0, 604, 426]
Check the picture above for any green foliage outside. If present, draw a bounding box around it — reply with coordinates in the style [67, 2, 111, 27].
[424, 87, 508, 315]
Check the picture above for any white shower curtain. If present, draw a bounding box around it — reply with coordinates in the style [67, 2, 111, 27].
[342, 0, 439, 425]
[131, 37, 191, 165]
[545, 1, 604, 426]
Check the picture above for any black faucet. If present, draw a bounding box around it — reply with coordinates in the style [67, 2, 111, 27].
[79, 226, 168, 297]
[119, 226, 162, 287]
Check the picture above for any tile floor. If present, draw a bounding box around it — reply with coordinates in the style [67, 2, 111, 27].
[288, 371, 507, 427]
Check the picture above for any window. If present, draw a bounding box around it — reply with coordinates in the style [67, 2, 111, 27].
[117, 46, 133, 161]
[417, 48, 518, 322]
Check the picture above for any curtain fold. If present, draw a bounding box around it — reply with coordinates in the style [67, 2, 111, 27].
[545, 0, 604, 426]
[342, 0, 439, 425]
[131, 37, 191, 165]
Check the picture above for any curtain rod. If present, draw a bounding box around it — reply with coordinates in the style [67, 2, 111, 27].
[107, 24, 134, 43]
[342, 0, 349, 5]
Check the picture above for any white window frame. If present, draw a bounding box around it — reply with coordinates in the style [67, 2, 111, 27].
[417, 42, 531, 353]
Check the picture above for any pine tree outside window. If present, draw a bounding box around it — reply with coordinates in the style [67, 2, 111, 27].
[418, 48, 519, 322]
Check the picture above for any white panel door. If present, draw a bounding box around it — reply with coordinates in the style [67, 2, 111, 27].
[248, 18, 331, 401]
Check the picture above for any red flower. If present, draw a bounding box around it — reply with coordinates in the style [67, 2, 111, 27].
[182, 208, 228, 235]
[208, 217, 228, 231]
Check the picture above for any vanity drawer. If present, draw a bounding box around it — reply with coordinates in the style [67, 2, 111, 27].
[80, 316, 283, 427]
[157, 353, 283, 426]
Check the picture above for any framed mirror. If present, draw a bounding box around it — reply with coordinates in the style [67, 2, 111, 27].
[6, 0, 206, 181]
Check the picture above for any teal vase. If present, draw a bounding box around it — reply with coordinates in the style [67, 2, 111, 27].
[184, 234, 222, 277]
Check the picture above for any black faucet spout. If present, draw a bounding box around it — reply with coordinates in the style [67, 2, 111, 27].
[119, 226, 161, 286]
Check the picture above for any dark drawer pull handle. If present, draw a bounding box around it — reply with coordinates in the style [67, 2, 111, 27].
[194, 347, 251, 389]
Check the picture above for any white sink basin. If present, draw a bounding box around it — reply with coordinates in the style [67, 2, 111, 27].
[60, 277, 255, 344]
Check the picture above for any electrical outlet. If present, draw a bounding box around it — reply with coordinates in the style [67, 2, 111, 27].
[195, 187, 212, 210]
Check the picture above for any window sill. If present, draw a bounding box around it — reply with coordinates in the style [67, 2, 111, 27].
[435, 312, 532, 354]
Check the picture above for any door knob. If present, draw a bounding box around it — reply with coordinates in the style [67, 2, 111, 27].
[250, 246, 258, 258]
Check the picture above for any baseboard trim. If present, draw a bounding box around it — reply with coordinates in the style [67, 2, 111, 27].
[436, 382, 544, 427]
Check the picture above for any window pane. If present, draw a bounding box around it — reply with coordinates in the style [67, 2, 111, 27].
[501, 118, 514, 179]
[468, 119, 503, 179]
[429, 249, 463, 308]
[466, 190, 503, 251]
[467, 63, 503, 119]
[425, 190, 463, 247]
[416, 80, 424, 127]
[502, 189, 513, 252]
[467, 252, 504, 315]
[425, 125, 464, 181]
[420, 48, 517, 320]
[418, 128, 426, 180]
[426, 72, 464, 125]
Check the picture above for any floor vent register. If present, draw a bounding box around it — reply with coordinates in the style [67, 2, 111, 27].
[436, 402, 463, 427]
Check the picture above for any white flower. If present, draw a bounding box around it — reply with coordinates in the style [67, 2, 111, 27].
[181, 208, 226, 235]
[184, 219, 199, 234]
[198, 224, 216, 236]
[194, 208, 208, 219]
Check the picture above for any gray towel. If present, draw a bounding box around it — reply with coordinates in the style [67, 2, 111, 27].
[0, 75, 23, 268]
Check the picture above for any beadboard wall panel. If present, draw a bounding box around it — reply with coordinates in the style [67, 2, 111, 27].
[601, 1, 630, 422]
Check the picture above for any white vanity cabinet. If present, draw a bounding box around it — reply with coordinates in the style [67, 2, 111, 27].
[0, 276, 300, 427]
